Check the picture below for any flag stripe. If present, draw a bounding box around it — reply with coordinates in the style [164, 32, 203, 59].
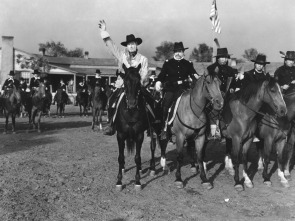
[209, 0, 221, 33]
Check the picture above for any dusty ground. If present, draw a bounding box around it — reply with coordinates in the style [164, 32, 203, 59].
[0, 105, 294, 221]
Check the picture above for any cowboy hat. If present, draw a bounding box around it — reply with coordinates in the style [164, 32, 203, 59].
[173, 42, 188, 52]
[251, 54, 270, 64]
[214, 48, 232, 58]
[281, 51, 295, 61]
[121, 34, 142, 47]
[8, 70, 15, 76]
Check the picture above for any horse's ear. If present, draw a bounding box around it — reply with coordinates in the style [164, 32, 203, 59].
[136, 63, 141, 72]
[122, 64, 128, 73]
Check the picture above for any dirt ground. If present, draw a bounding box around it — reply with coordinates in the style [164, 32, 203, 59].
[0, 105, 294, 221]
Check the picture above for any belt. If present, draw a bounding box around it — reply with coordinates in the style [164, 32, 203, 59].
[172, 79, 188, 85]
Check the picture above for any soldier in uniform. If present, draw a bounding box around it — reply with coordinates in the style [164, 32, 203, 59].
[274, 51, 295, 92]
[53, 79, 67, 104]
[155, 42, 199, 140]
[29, 69, 42, 95]
[98, 20, 150, 136]
[207, 48, 236, 139]
[1, 70, 20, 94]
[19, 78, 27, 92]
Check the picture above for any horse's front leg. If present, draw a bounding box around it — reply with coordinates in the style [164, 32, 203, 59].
[3, 112, 8, 134]
[149, 127, 156, 176]
[116, 132, 126, 191]
[242, 138, 254, 189]
[91, 108, 96, 131]
[159, 138, 169, 171]
[37, 110, 42, 133]
[284, 129, 295, 180]
[276, 139, 290, 188]
[98, 110, 102, 131]
[175, 133, 185, 188]
[32, 109, 38, 130]
[11, 113, 16, 134]
[195, 135, 213, 189]
[232, 135, 243, 191]
[225, 138, 234, 176]
[79, 105, 82, 117]
[134, 132, 144, 191]
[187, 139, 197, 173]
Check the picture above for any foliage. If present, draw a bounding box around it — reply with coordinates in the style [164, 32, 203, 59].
[16, 54, 50, 73]
[153, 41, 174, 61]
[189, 43, 213, 62]
[242, 48, 258, 61]
[39, 41, 84, 57]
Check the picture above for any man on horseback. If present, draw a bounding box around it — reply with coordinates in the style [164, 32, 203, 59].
[155, 42, 199, 140]
[29, 69, 42, 96]
[19, 78, 27, 92]
[207, 48, 236, 140]
[1, 70, 20, 96]
[53, 79, 68, 105]
[98, 20, 150, 136]
[274, 51, 295, 92]
[75, 76, 88, 106]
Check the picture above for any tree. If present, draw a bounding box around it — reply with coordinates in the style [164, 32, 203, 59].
[242, 48, 258, 61]
[189, 43, 213, 62]
[153, 41, 174, 61]
[38, 41, 84, 57]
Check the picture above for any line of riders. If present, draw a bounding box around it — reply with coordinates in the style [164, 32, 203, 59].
[98, 20, 295, 142]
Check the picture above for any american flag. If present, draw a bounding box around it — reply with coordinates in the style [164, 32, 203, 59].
[209, 0, 221, 33]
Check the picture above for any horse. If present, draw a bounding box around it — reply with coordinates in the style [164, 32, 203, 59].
[114, 63, 158, 191]
[27, 83, 46, 133]
[20, 90, 31, 118]
[159, 68, 224, 189]
[55, 89, 68, 118]
[1, 85, 21, 134]
[76, 88, 89, 117]
[91, 84, 107, 131]
[222, 76, 287, 191]
[256, 86, 295, 188]
[43, 91, 52, 117]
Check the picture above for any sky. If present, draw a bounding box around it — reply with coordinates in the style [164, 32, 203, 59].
[0, 0, 295, 62]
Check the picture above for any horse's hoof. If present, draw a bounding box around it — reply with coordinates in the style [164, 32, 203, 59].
[202, 182, 213, 190]
[281, 181, 290, 188]
[284, 172, 291, 181]
[175, 181, 184, 189]
[150, 170, 156, 177]
[191, 167, 197, 174]
[234, 184, 244, 192]
[135, 184, 142, 191]
[228, 169, 235, 176]
[2, 132, 6, 135]
[244, 181, 253, 188]
[263, 181, 272, 187]
[116, 185, 122, 191]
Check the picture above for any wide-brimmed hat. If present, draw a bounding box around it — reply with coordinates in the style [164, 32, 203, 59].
[33, 69, 40, 75]
[281, 51, 295, 61]
[173, 42, 188, 52]
[121, 34, 142, 47]
[251, 54, 270, 65]
[214, 48, 232, 58]
[8, 70, 15, 76]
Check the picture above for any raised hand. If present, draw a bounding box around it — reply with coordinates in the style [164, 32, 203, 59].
[98, 20, 106, 31]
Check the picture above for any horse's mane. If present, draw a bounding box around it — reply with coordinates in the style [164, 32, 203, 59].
[237, 77, 276, 103]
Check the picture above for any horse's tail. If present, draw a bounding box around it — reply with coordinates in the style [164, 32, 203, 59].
[126, 126, 136, 154]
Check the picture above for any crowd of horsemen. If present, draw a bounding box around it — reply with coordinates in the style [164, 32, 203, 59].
[1, 20, 294, 143]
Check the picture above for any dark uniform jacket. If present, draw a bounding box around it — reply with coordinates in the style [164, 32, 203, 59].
[44, 82, 51, 93]
[29, 77, 41, 90]
[57, 83, 66, 91]
[2, 78, 20, 90]
[207, 62, 236, 93]
[77, 82, 88, 92]
[20, 82, 27, 92]
[157, 58, 197, 92]
[238, 69, 267, 90]
[274, 65, 295, 86]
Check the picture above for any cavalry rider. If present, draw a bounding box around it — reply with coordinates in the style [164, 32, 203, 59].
[98, 19, 150, 136]
[43, 77, 52, 103]
[29, 69, 42, 95]
[207, 48, 236, 140]
[274, 51, 295, 92]
[155, 42, 200, 140]
[1, 70, 20, 94]
[19, 77, 27, 92]
[53, 79, 67, 105]
[75, 76, 88, 106]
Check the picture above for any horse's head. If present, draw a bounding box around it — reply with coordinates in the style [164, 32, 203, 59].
[122, 63, 141, 110]
[202, 67, 224, 110]
[35, 82, 46, 99]
[262, 75, 287, 117]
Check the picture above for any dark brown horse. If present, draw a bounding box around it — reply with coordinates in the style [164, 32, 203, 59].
[160, 68, 224, 189]
[114, 64, 155, 191]
[76, 89, 89, 117]
[2, 85, 21, 134]
[91, 84, 107, 131]
[256, 87, 295, 188]
[222, 76, 287, 191]
[27, 83, 46, 133]
[55, 89, 68, 118]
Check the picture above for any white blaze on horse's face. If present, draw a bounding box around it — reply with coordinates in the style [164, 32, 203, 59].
[127, 42, 137, 53]
[217, 57, 228, 65]
[285, 59, 294, 67]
